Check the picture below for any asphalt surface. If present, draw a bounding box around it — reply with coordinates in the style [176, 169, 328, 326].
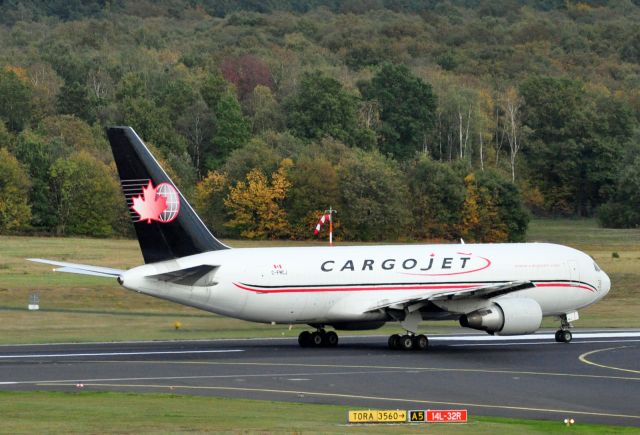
[1, 330, 639, 427]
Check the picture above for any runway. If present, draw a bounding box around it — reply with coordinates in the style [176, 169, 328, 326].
[1, 330, 639, 426]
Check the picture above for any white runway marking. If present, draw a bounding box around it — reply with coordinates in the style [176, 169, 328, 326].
[430, 332, 640, 341]
[2, 330, 638, 347]
[0, 349, 244, 359]
[1, 370, 395, 386]
[449, 339, 640, 347]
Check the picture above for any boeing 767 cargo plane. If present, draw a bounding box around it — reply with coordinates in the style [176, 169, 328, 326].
[30, 127, 611, 350]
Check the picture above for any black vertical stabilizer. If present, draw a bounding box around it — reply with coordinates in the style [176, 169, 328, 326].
[107, 126, 229, 263]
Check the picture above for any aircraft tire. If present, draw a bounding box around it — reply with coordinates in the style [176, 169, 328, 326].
[325, 331, 339, 347]
[311, 331, 324, 347]
[388, 334, 401, 350]
[400, 335, 414, 351]
[298, 331, 311, 347]
[413, 334, 428, 350]
[555, 329, 572, 343]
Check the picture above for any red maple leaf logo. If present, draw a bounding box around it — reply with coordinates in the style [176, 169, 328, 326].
[131, 181, 168, 223]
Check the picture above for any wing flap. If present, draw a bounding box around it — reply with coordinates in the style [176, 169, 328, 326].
[428, 280, 535, 301]
[366, 280, 535, 312]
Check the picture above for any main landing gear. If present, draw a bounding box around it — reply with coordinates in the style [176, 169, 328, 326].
[555, 314, 573, 343]
[298, 329, 339, 348]
[388, 333, 429, 351]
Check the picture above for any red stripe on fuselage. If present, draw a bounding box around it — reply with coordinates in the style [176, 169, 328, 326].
[233, 281, 595, 294]
[233, 282, 478, 294]
[535, 282, 595, 292]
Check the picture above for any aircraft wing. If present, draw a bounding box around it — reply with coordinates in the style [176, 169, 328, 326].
[28, 258, 124, 278]
[366, 280, 535, 312]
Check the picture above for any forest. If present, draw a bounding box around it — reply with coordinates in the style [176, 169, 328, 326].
[0, 0, 639, 241]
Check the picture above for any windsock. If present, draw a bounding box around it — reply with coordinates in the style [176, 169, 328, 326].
[314, 213, 331, 235]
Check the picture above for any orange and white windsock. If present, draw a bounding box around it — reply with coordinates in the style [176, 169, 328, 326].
[314, 213, 331, 235]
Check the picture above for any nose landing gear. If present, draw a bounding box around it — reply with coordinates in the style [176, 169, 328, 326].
[555, 313, 574, 343]
[298, 328, 339, 348]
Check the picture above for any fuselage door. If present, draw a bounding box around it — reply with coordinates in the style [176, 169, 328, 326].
[567, 260, 580, 287]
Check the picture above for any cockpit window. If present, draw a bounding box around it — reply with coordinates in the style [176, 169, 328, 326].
[593, 262, 601, 272]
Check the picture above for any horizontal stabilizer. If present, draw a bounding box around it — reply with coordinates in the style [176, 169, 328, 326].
[147, 264, 219, 286]
[28, 258, 124, 278]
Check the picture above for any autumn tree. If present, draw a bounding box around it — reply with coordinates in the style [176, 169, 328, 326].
[221, 55, 274, 104]
[224, 159, 293, 239]
[194, 170, 229, 235]
[459, 173, 506, 242]
[458, 172, 528, 242]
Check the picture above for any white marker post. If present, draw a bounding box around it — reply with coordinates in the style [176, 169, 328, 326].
[326, 206, 337, 246]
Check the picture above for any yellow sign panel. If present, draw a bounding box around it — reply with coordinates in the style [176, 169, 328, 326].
[348, 410, 407, 423]
[408, 410, 426, 422]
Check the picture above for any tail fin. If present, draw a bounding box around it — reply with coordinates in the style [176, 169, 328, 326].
[107, 126, 229, 263]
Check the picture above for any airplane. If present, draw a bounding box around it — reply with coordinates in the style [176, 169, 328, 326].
[29, 126, 611, 350]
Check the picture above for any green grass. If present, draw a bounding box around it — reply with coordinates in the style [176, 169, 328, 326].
[0, 391, 634, 434]
[0, 219, 638, 344]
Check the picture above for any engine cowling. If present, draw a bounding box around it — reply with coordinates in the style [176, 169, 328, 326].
[459, 298, 542, 336]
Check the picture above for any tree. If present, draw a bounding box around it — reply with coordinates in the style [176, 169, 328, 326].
[221, 55, 274, 104]
[206, 90, 251, 170]
[459, 173, 508, 243]
[194, 170, 229, 235]
[285, 154, 340, 239]
[360, 63, 437, 160]
[12, 129, 62, 230]
[597, 156, 640, 228]
[287, 71, 373, 148]
[337, 149, 411, 240]
[56, 81, 95, 123]
[521, 77, 632, 215]
[49, 151, 121, 237]
[224, 159, 293, 239]
[500, 86, 524, 182]
[404, 155, 465, 240]
[249, 85, 284, 134]
[0, 147, 31, 232]
[476, 170, 529, 242]
[0, 69, 32, 132]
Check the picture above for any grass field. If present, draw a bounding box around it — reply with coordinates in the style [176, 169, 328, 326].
[0, 218, 638, 344]
[0, 391, 635, 434]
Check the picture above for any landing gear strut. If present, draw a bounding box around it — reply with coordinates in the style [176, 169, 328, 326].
[388, 333, 429, 351]
[555, 314, 573, 343]
[298, 329, 338, 348]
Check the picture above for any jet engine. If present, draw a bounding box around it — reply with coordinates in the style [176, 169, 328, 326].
[459, 298, 542, 335]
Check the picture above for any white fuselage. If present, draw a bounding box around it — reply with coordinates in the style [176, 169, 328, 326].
[119, 242, 610, 327]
